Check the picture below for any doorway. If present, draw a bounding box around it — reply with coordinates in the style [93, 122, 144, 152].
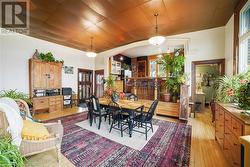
[95, 70, 104, 98]
[78, 69, 93, 104]
[191, 59, 225, 110]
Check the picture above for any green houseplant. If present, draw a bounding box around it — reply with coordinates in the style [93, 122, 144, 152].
[215, 69, 250, 106]
[105, 75, 115, 89]
[0, 89, 32, 105]
[37, 52, 64, 64]
[158, 51, 185, 102]
[0, 137, 25, 167]
[237, 82, 250, 110]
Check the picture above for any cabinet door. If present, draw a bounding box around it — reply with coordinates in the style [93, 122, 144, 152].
[33, 61, 47, 89]
[48, 63, 62, 89]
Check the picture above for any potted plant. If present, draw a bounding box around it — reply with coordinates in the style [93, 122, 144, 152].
[215, 69, 250, 106]
[0, 89, 32, 105]
[158, 50, 185, 102]
[0, 137, 25, 167]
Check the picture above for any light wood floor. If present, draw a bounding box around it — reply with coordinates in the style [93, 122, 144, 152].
[28, 107, 229, 167]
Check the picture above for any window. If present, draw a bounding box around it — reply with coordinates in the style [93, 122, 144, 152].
[149, 60, 157, 77]
[239, 1, 250, 72]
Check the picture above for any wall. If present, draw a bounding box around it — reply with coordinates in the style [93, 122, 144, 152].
[0, 32, 95, 94]
[224, 15, 234, 76]
[96, 26, 226, 83]
[0, 34, 3, 90]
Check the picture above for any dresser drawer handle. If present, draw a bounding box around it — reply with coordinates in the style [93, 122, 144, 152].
[233, 143, 237, 146]
[233, 127, 237, 130]
[225, 133, 229, 135]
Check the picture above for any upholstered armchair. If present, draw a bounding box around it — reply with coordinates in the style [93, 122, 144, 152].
[0, 98, 63, 164]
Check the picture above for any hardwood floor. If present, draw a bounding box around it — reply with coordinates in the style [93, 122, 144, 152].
[28, 107, 229, 167]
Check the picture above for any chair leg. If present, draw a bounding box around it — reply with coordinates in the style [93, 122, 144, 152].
[98, 116, 102, 129]
[105, 115, 107, 122]
[145, 123, 148, 140]
[108, 114, 111, 125]
[56, 145, 61, 166]
[94, 116, 96, 123]
[109, 120, 114, 133]
[90, 114, 93, 126]
[120, 121, 123, 137]
[150, 122, 153, 132]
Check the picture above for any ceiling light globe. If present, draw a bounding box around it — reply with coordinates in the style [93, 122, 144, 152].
[86, 51, 97, 57]
[148, 36, 165, 45]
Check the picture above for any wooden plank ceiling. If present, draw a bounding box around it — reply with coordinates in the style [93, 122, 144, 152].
[29, 0, 239, 53]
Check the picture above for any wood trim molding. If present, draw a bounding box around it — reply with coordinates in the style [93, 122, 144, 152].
[191, 59, 225, 101]
[233, 0, 248, 74]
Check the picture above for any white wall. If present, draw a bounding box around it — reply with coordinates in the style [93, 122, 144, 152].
[0, 35, 3, 90]
[96, 26, 226, 82]
[0, 32, 95, 94]
[224, 15, 234, 76]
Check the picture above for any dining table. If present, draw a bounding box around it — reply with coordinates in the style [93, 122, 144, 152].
[98, 98, 154, 137]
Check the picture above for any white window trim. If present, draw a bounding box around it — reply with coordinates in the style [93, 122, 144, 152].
[239, 0, 250, 73]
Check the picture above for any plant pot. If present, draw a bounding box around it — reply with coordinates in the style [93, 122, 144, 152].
[163, 93, 171, 102]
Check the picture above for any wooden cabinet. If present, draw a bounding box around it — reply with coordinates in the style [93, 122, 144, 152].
[29, 59, 63, 114]
[29, 59, 62, 91]
[215, 103, 250, 167]
[33, 96, 62, 113]
[32, 60, 47, 89]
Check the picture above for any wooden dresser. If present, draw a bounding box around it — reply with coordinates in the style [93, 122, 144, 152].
[29, 59, 63, 114]
[215, 103, 250, 166]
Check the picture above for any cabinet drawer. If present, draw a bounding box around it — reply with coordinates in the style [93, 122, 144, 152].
[225, 112, 232, 129]
[231, 118, 242, 137]
[33, 98, 49, 110]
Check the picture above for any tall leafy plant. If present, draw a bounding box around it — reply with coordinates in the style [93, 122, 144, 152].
[0, 137, 25, 167]
[215, 69, 250, 104]
[158, 52, 185, 98]
[0, 89, 32, 105]
[105, 75, 115, 89]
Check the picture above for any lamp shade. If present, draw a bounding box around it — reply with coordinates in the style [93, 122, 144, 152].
[86, 51, 97, 57]
[148, 36, 165, 45]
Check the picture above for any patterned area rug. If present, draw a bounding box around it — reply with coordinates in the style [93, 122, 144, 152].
[46, 112, 191, 167]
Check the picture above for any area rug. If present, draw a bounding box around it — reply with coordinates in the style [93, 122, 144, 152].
[75, 120, 159, 150]
[46, 112, 191, 167]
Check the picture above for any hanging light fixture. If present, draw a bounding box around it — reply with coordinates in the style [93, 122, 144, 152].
[86, 37, 97, 57]
[148, 13, 165, 46]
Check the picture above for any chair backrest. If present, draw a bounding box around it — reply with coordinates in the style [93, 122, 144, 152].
[146, 100, 159, 120]
[108, 101, 122, 118]
[127, 93, 138, 101]
[89, 95, 101, 113]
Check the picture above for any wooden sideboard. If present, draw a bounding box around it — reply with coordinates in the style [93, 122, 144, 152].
[215, 103, 250, 167]
[29, 59, 63, 114]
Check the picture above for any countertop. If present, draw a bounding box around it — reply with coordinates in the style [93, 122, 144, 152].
[218, 103, 250, 125]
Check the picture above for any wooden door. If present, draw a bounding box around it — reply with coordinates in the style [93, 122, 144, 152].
[32, 60, 47, 89]
[48, 63, 62, 89]
[78, 69, 93, 103]
[95, 70, 104, 98]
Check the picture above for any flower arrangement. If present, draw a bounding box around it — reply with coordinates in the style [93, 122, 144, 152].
[215, 69, 250, 109]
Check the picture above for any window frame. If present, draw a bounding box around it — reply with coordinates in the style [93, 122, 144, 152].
[239, 0, 250, 73]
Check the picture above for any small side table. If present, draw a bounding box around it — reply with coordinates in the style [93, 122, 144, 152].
[189, 102, 195, 118]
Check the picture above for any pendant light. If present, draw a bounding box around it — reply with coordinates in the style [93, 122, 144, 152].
[86, 37, 97, 57]
[148, 13, 165, 46]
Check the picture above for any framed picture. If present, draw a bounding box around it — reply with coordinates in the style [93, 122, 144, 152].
[111, 60, 121, 75]
[137, 60, 146, 77]
[64, 66, 74, 74]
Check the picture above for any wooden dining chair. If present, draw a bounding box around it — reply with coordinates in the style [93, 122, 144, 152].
[89, 95, 110, 129]
[109, 102, 129, 137]
[133, 99, 159, 140]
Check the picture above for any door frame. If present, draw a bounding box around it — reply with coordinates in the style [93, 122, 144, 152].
[94, 69, 104, 97]
[191, 59, 225, 101]
[77, 68, 93, 104]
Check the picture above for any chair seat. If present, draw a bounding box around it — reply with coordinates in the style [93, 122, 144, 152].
[92, 109, 109, 116]
[134, 114, 151, 122]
